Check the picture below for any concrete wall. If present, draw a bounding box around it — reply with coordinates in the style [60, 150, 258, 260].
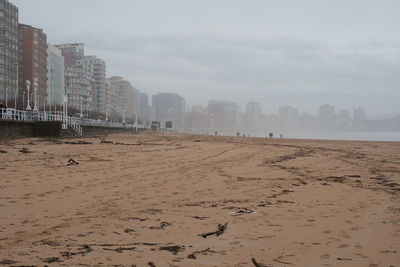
[0, 120, 140, 139]
[0, 120, 62, 139]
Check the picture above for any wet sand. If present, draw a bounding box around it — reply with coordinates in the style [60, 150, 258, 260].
[0, 132, 399, 266]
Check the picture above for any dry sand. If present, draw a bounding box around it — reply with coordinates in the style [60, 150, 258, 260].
[0, 132, 399, 267]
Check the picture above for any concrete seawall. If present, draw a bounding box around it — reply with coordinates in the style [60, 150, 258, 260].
[0, 120, 62, 139]
[0, 120, 137, 139]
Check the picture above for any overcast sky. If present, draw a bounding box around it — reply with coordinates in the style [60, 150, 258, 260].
[12, 0, 400, 118]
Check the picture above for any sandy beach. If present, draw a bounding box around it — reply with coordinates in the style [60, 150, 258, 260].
[0, 132, 399, 266]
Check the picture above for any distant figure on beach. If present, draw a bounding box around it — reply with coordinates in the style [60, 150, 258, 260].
[280, 134, 283, 139]
[236, 132, 240, 137]
[215, 131, 218, 136]
[243, 133, 246, 137]
[269, 132, 273, 138]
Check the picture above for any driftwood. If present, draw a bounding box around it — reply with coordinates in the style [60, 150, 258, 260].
[201, 223, 228, 238]
[251, 258, 272, 267]
[66, 158, 79, 166]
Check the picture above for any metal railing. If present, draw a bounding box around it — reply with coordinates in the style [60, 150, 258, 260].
[64, 116, 83, 136]
[0, 108, 27, 121]
[1, 108, 150, 136]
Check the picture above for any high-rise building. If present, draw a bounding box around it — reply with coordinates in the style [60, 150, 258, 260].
[279, 106, 298, 129]
[245, 102, 262, 127]
[56, 43, 84, 66]
[64, 65, 93, 116]
[47, 44, 64, 112]
[0, 0, 18, 107]
[108, 76, 136, 121]
[337, 109, 351, 130]
[76, 55, 106, 115]
[152, 93, 185, 130]
[318, 104, 335, 129]
[137, 91, 150, 124]
[185, 105, 214, 133]
[208, 100, 241, 132]
[18, 23, 48, 111]
[352, 107, 367, 130]
[105, 79, 116, 120]
[353, 107, 367, 121]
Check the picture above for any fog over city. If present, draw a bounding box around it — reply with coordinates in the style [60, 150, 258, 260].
[12, 0, 400, 119]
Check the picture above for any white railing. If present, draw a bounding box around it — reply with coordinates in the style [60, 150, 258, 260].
[0, 108, 28, 121]
[65, 116, 83, 136]
[1, 108, 149, 135]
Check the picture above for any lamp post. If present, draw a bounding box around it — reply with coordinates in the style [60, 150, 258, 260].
[25, 80, 31, 111]
[14, 86, 17, 109]
[22, 91, 25, 110]
[33, 81, 38, 111]
[5, 88, 8, 107]
[62, 94, 68, 129]
[14, 62, 18, 109]
[80, 96, 83, 119]
[122, 109, 126, 124]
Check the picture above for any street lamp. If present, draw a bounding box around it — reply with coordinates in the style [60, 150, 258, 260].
[122, 109, 126, 124]
[80, 96, 83, 118]
[14, 86, 17, 109]
[15, 62, 18, 109]
[25, 80, 31, 111]
[5, 88, 8, 107]
[33, 81, 38, 111]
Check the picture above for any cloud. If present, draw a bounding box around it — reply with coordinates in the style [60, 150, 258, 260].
[12, 0, 400, 115]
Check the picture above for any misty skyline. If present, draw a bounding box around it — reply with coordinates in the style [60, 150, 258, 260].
[12, 0, 400, 118]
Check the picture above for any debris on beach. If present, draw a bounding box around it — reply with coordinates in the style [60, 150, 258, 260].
[159, 245, 185, 255]
[201, 223, 228, 238]
[0, 259, 17, 265]
[66, 158, 79, 166]
[150, 221, 171, 229]
[42, 257, 62, 263]
[251, 257, 273, 267]
[187, 248, 214, 259]
[148, 262, 156, 267]
[229, 208, 256, 215]
[0, 149, 7, 153]
[268, 189, 294, 198]
[337, 257, 352, 261]
[258, 201, 272, 207]
[103, 246, 136, 253]
[60, 245, 92, 258]
[19, 147, 31, 153]
[193, 216, 208, 220]
[64, 140, 92, 145]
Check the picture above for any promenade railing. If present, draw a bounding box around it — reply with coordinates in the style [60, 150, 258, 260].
[1, 108, 150, 136]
